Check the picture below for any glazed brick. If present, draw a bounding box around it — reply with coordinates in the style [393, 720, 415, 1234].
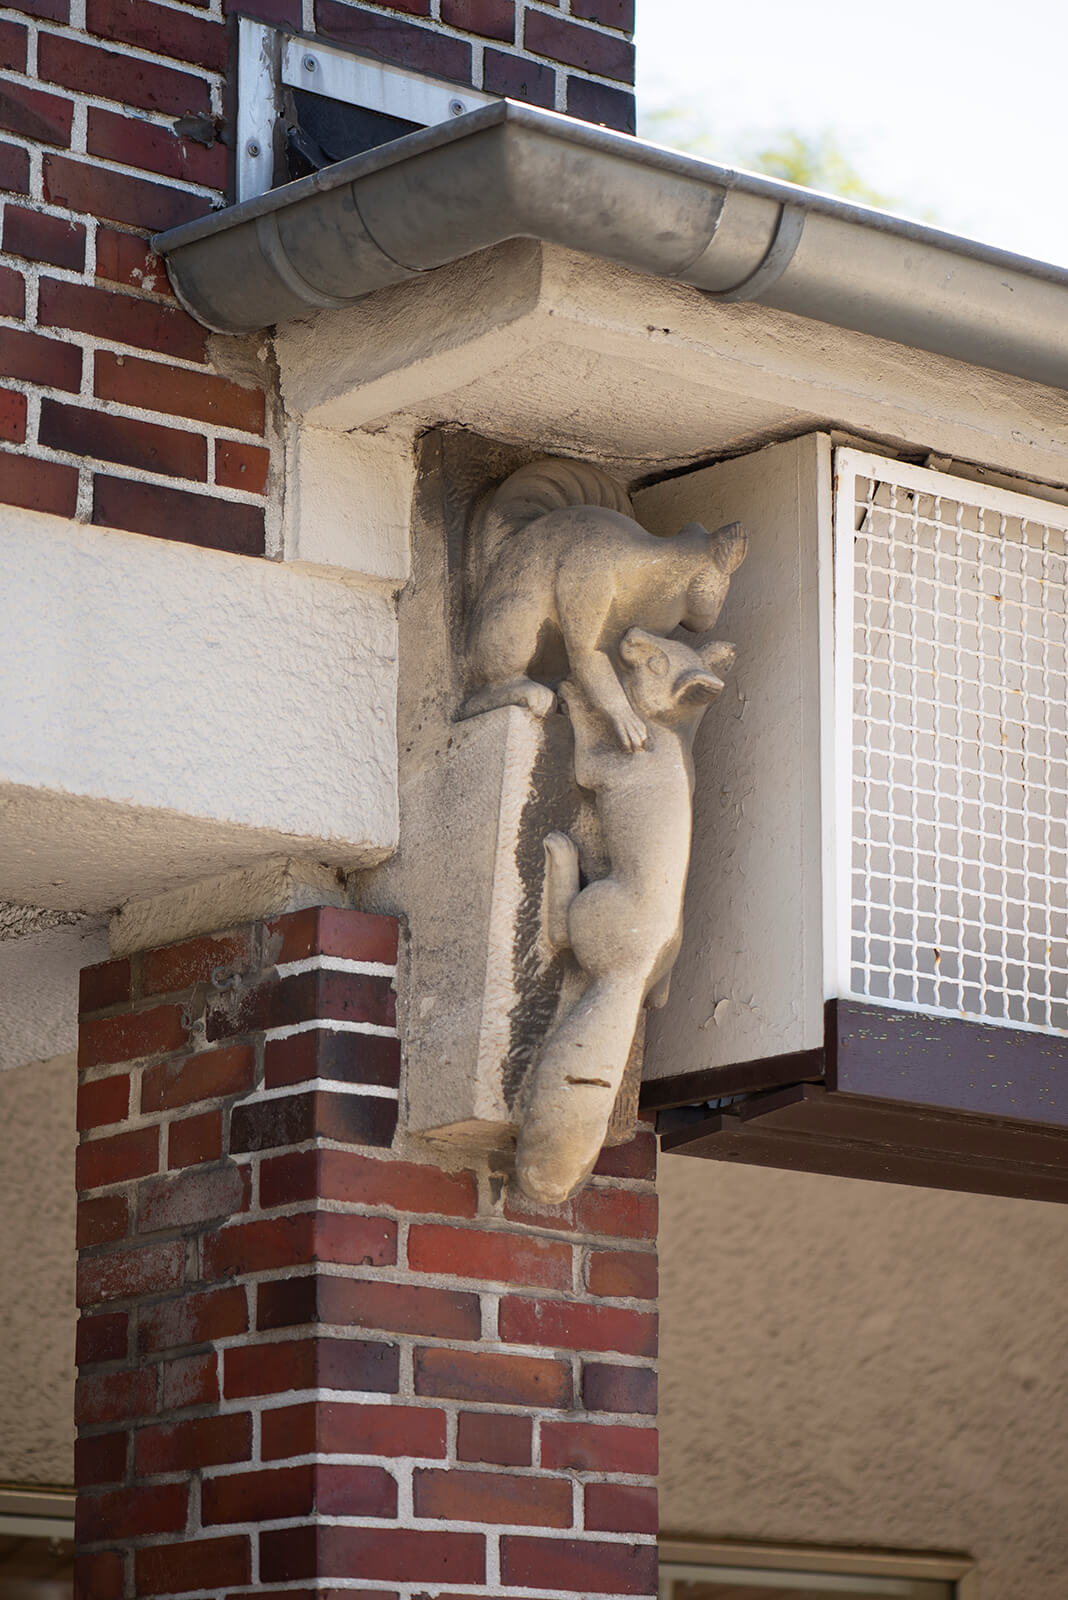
[315, 1, 471, 83]
[260, 1524, 484, 1586]
[482, 47, 555, 106]
[262, 1400, 447, 1461]
[94, 231, 174, 298]
[87, 106, 228, 189]
[75, 1125, 159, 1191]
[577, 1186, 657, 1240]
[224, 1336, 399, 1398]
[228, 1088, 397, 1154]
[501, 1535, 657, 1595]
[264, 1030, 400, 1091]
[77, 1193, 129, 1249]
[38, 33, 211, 118]
[584, 1482, 658, 1534]
[315, 1462, 399, 1518]
[136, 1412, 251, 1475]
[440, 0, 514, 42]
[74, 1551, 123, 1600]
[524, 10, 634, 81]
[0, 80, 73, 147]
[159, 1349, 218, 1411]
[203, 1464, 314, 1526]
[261, 1147, 476, 1216]
[41, 399, 204, 479]
[500, 1295, 657, 1357]
[96, 351, 264, 431]
[259, 1275, 479, 1341]
[566, 74, 636, 134]
[77, 1074, 131, 1133]
[142, 929, 251, 997]
[0, 453, 78, 515]
[44, 152, 211, 232]
[592, 1129, 657, 1181]
[79, 1004, 186, 1070]
[75, 1429, 128, 1488]
[141, 1043, 255, 1113]
[210, 970, 396, 1041]
[87, 0, 228, 72]
[0, 19, 27, 68]
[168, 1107, 223, 1168]
[582, 1362, 657, 1415]
[93, 475, 266, 556]
[415, 1467, 571, 1528]
[587, 1248, 658, 1299]
[138, 1163, 249, 1232]
[4, 205, 85, 270]
[414, 1346, 571, 1408]
[38, 279, 207, 363]
[0, 263, 23, 317]
[457, 1409, 532, 1466]
[77, 1239, 184, 1307]
[76, 1481, 188, 1542]
[75, 1309, 128, 1365]
[269, 905, 399, 965]
[540, 1419, 657, 1475]
[571, 0, 635, 29]
[0, 140, 30, 194]
[75, 1365, 156, 1425]
[0, 386, 26, 442]
[79, 957, 131, 1014]
[216, 438, 270, 494]
[136, 1535, 251, 1597]
[408, 1223, 572, 1290]
[138, 1286, 249, 1353]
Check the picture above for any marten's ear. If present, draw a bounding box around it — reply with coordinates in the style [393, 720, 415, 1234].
[673, 667, 724, 705]
[710, 520, 748, 574]
[698, 639, 736, 676]
[619, 627, 670, 676]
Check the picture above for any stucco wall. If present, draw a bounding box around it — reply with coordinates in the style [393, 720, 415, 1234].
[659, 1155, 1068, 1599]
[0, 1053, 77, 1486]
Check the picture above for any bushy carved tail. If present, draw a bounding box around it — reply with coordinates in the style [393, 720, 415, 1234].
[516, 976, 644, 1205]
[466, 458, 634, 604]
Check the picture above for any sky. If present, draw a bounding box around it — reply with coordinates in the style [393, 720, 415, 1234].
[635, 0, 1068, 269]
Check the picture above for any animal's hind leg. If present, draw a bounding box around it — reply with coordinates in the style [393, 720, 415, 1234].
[459, 678, 556, 721]
[542, 831, 580, 957]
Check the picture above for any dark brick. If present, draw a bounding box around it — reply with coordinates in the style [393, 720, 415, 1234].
[40, 399, 207, 480]
[79, 1004, 187, 1070]
[93, 476, 265, 556]
[264, 1029, 400, 1091]
[0, 17, 27, 66]
[94, 230, 174, 298]
[77, 1193, 129, 1249]
[87, 106, 227, 189]
[215, 438, 269, 494]
[168, 1108, 223, 1168]
[96, 352, 264, 431]
[482, 47, 555, 106]
[0, 262, 23, 317]
[229, 1089, 397, 1153]
[6, 0, 69, 15]
[136, 1413, 251, 1475]
[440, 0, 514, 42]
[258, 1275, 480, 1341]
[456, 1409, 532, 1465]
[0, 387, 25, 442]
[314, 1462, 399, 1518]
[224, 1336, 399, 1398]
[136, 1537, 250, 1597]
[77, 1239, 184, 1306]
[414, 1346, 571, 1407]
[44, 153, 211, 231]
[0, 140, 30, 195]
[262, 1399, 446, 1462]
[541, 1418, 658, 1474]
[581, 1360, 657, 1414]
[0, 80, 72, 147]
[38, 278, 206, 361]
[75, 1366, 156, 1425]
[592, 1128, 657, 1180]
[315, 0, 471, 83]
[79, 958, 131, 1014]
[260, 1525, 484, 1586]
[268, 906, 400, 965]
[586, 1246, 658, 1299]
[524, 10, 634, 81]
[4, 203, 85, 269]
[499, 1294, 657, 1357]
[75, 1309, 128, 1365]
[38, 32, 211, 118]
[414, 1466, 570, 1526]
[501, 1535, 657, 1595]
[76, 1481, 188, 1543]
[87, 0, 228, 71]
[566, 73, 636, 133]
[202, 1463, 315, 1525]
[571, 0, 634, 30]
[210, 969, 397, 1041]
[138, 1163, 249, 1233]
[75, 1430, 128, 1488]
[584, 1481, 658, 1534]
[0, 452, 78, 515]
[261, 1147, 476, 1216]
[143, 929, 252, 996]
[75, 1125, 159, 1191]
[141, 1043, 255, 1113]
[77, 1072, 130, 1131]
[408, 1223, 572, 1289]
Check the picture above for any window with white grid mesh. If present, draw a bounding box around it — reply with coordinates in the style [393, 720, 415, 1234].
[834, 452, 1068, 1034]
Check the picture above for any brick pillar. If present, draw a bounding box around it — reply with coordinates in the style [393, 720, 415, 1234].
[75, 906, 659, 1599]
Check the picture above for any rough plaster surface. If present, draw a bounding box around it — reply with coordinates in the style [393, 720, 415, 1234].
[276, 241, 1068, 493]
[0, 917, 107, 1072]
[0, 506, 398, 911]
[659, 1156, 1068, 1597]
[283, 424, 413, 582]
[0, 1053, 76, 1485]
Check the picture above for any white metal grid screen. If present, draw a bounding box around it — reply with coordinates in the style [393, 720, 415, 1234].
[834, 450, 1068, 1033]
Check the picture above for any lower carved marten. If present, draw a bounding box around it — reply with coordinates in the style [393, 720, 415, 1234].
[517, 627, 734, 1205]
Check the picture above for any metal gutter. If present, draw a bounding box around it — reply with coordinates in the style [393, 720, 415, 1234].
[154, 99, 1068, 390]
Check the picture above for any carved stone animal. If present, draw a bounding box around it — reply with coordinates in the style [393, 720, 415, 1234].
[516, 627, 735, 1205]
[462, 459, 746, 753]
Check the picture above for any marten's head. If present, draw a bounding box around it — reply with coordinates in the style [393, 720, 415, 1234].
[618, 629, 735, 728]
[681, 519, 748, 631]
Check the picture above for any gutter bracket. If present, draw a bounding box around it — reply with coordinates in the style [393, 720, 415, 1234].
[703, 202, 805, 303]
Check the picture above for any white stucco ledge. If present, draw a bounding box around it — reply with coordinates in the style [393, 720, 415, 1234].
[0, 506, 398, 914]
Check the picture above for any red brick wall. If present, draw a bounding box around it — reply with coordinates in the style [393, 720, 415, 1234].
[0, 0, 635, 554]
[76, 906, 659, 1598]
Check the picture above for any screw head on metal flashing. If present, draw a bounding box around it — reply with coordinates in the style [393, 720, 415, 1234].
[449, 99, 465, 116]
[246, 141, 261, 158]
[303, 54, 317, 70]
